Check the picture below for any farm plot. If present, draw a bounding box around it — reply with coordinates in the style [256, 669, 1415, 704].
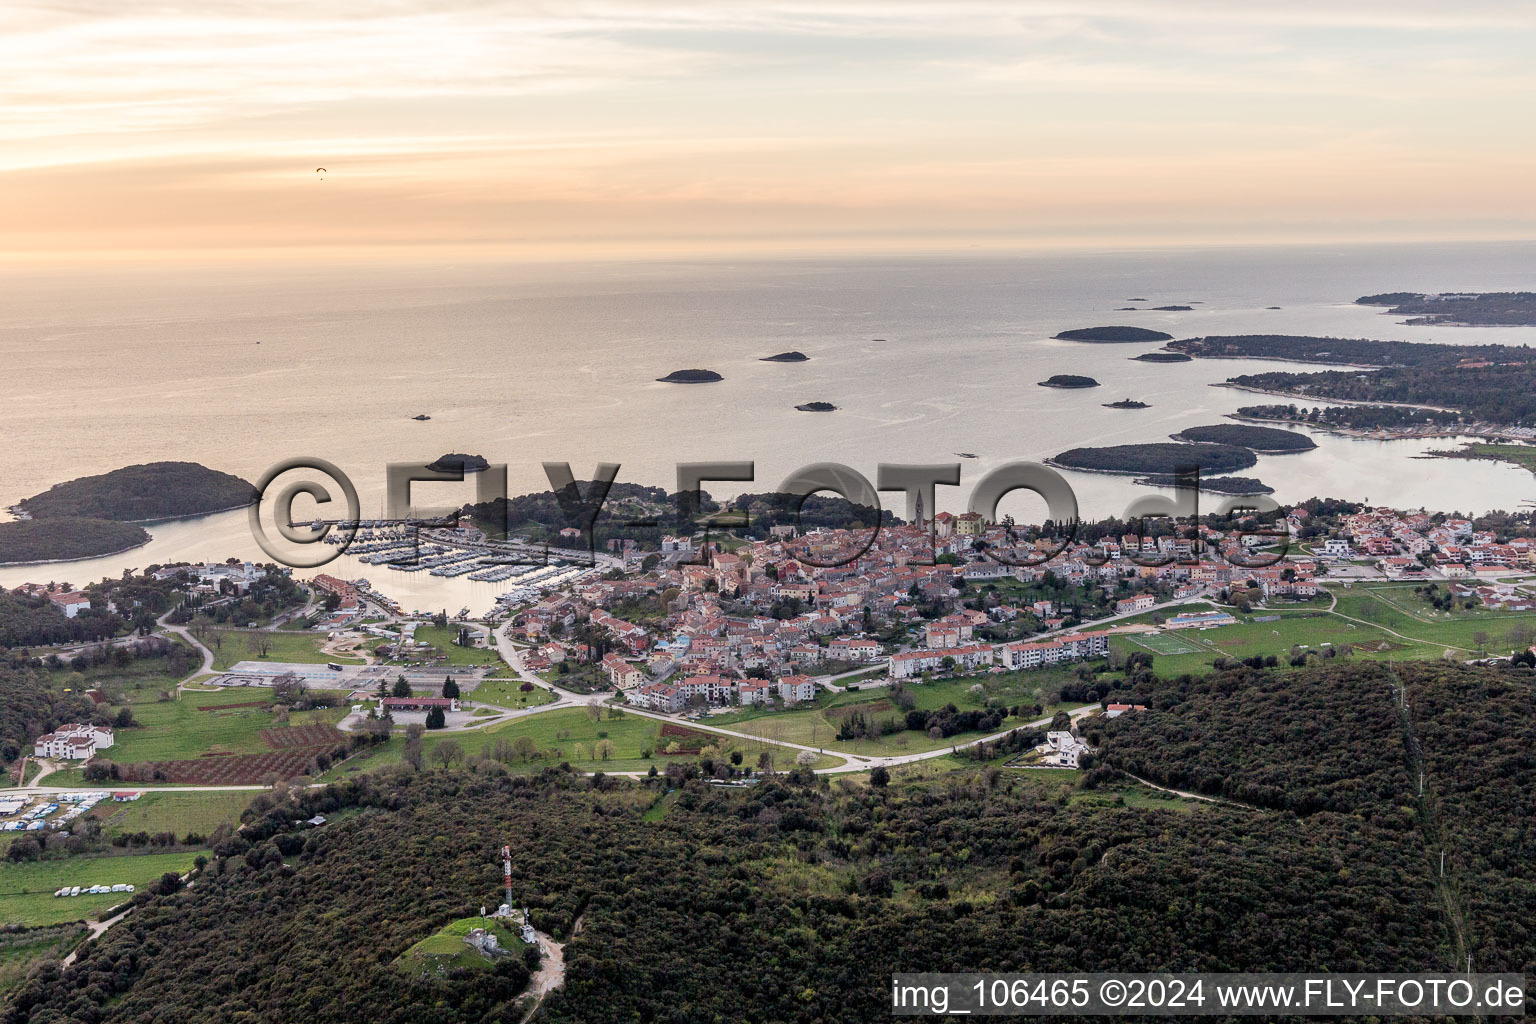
[117, 750, 324, 785]
[260, 723, 346, 749]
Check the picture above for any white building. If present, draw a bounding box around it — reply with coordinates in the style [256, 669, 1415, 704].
[776, 675, 818, 703]
[33, 724, 114, 760]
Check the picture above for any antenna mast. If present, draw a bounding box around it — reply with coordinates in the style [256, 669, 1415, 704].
[501, 844, 513, 914]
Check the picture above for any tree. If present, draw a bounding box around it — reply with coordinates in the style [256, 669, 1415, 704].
[512, 735, 537, 762]
[392, 676, 412, 698]
[442, 676, 460, 699]
[594, 739, 614, 761]
[870, 766, 890, 788]
[425, 706, 446, 730]
[795, 749, 818, 767]
[435, 739, 463, 768]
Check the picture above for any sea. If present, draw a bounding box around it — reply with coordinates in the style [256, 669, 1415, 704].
[4, 241, 1536, 614]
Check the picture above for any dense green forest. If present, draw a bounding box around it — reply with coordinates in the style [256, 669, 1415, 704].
[1131, 474, 1273, 494]
[2, 760, 1454, 1024]
[1037, 374, 1100, 388]
[0, 663, 97, 764]
[1226, 363, 1536, 425]
[1051, 442, 1257, 476]
[0, 591, 125, 649]
[1171, 424, 1317, 452]
[0, 518, 149, 566]
[16, 463, 257, 522]
[1356, 291, 1536, 327]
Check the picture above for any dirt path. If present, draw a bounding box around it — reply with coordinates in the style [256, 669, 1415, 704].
[61, 906, 133, 968]
[518, 925, 569, 1024]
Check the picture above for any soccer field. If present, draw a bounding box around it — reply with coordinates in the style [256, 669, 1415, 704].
[1126, 631, 1204, 656]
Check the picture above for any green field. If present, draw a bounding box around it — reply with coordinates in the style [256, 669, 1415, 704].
[88, 791, 255, 838]
[697, 669, 1079, 757]
[1331, 585, 1536, 654]
[1121, 630, 1204, 656]
[408, 625, 506, 667]
[43, 643, 202, 701]
[0, 851, 198, 927]
[327, 706, 844, 777]
[468, 677, 557, 710]
[205, 630, 364, 671]
[94, 688, 345, 763]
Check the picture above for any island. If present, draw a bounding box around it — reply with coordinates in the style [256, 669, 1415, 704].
[1037, 374, 1100, 389]
[656, 369, 723, 383]
[1049, 442, 1257, 476]
[1171, 424, 1318, 453]
[1151, 305, 1193, 311]
[1133, 352, 1192, 363]
[0, 517, 151, 566]
[1356, 291, 1536, 327]
[1132, 474, 1274, 495]
[1103, 399, 1150, 409]
[760, 351, 810, 362]
[794, 401, 838, 412]
[15, 462, 258, 523]
[412, 414, 431, 421]
[427, 453, 491, 474]
[1116, 307, 1139, 311]
[1053, 326, 1173, 343]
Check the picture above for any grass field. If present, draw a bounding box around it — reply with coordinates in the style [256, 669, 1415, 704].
[327, 706, 844, 778]
[698, 668, 1080, 757]
[96, 689, 344, 763]
[0, 923, 88, 996]
[205, 630, 364, 671]
[408, 625, 505, 667]
[1331, 585, 1536, 654]
[0, 851, 198, 927]
[87, 791, 255, 838]
[468, 677, 557, 710]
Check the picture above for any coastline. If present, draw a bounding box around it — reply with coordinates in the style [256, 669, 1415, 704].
[1209, 381, 1463, 413]
[0, 536, 153, 569]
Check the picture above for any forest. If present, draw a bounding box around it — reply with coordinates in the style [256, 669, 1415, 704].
[2, 755, 1460, 1024]
[1225, 363, 1536, 426]
[15, 463, 257, 522]
[1235, 404, 1469, 430]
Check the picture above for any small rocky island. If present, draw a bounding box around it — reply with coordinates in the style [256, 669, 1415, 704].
[761, 351, 809, 362]
[412, 414, 431, 421]
[1103, 399, 1150, 409]
[795, 401, 838, 412]
[1054, 326, 1174, 343]
[1133, 474, 1274, 494]
[1038, 374, 1101, 389]
[1133, 351, 1193, 363]
[1151, 305, 1194, 311]
[427, 453, 491, 473]
[656, 369, 723, 383]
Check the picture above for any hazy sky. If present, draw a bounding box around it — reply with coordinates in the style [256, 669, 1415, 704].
[5, 0, 1536, 255]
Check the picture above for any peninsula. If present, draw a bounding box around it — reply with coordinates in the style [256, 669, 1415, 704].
[0, 517, 151, 566]
[1356, 291, 1536, 326]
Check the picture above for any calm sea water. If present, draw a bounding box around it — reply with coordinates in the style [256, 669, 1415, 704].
[4, 242, 1535, 610]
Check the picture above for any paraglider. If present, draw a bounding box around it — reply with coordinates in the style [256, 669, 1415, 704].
[315, 167, 326, 179]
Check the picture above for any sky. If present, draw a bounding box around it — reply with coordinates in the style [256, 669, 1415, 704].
[4, 0, 1536, 256]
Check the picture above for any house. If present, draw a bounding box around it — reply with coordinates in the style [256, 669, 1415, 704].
[33, 724, 113, 760]
[1103, 703, 1147, 719]
[738, 681, 776, 706]
[887, 643, 993, 679]
[601, 653, 645, 688]
[47, 592, 92, 618]
[1323, 539, 1353, 558]
[776, 675, 818, 703]
[632, 682, 683, 713]
[1114, 594, 1156, 616]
